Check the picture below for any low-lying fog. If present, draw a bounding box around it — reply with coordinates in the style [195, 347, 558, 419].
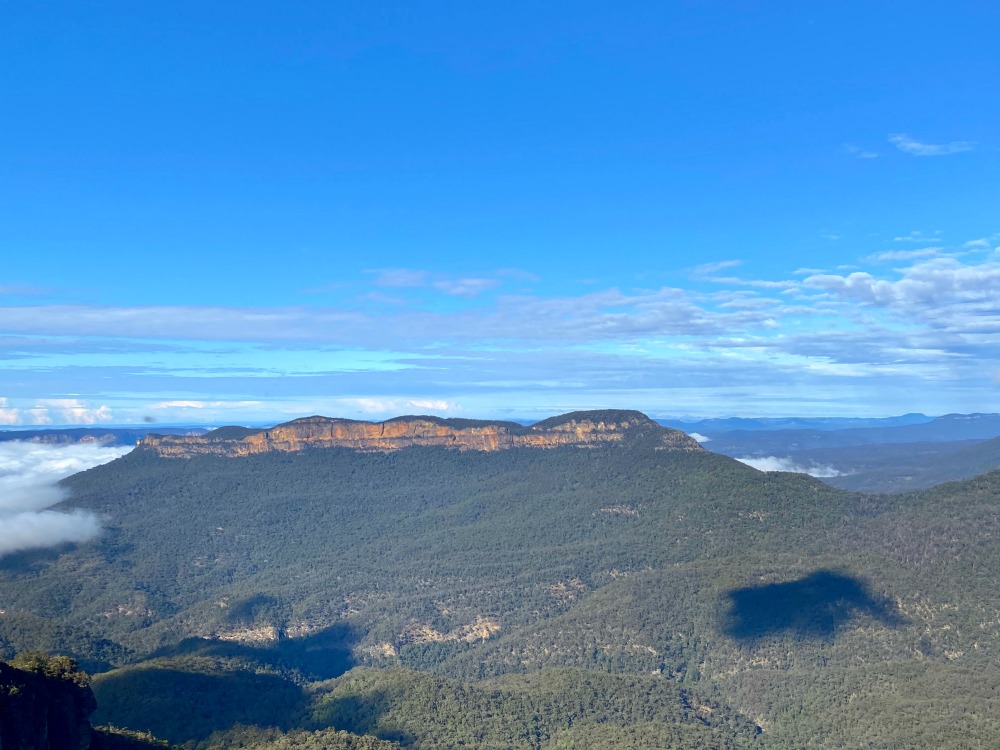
[734, 455, 845, 478]
[0, 442, 131, 556]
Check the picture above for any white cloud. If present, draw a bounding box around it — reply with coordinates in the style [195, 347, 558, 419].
[26, 408, 53, 425]
[0, 441, 132, 556]
[368, 269, 507, 297]
[893, 231, 942, 243]
[433, 277, 501, 297]
[351, 398, 459, 415]
[151, 400, 208, 409]
[409, 399, 454, 411]
[0, 398, 112, 425]
[964, 238, 992, 250]
[147, 400, 265, 420]
[0, 284, 50, 296]
[0, 397, 20, 425]
[1, 510, 102, 555]
[866, 247, 943, 262]
[369, 268, 431, 287]
[37, 399, 112, 424]
[844, 144, 878, 159]
[703, 276, 799, 291]
[889, 133, 977, 156]
[735, 455, 843, 477]
[688, 432, 710, 443]
[692, 260, 742, 276]
[804, 257, 1000, 319]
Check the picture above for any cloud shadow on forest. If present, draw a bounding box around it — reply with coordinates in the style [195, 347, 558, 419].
[147, 620, 358, 681]
[92, 622, 367, 744]
[723, 570, 906, 641]
[92, 665, 310, 745]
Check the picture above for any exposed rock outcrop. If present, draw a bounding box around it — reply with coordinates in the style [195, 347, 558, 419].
[398, 615, 501, 646]
[138, 409, 704, 458]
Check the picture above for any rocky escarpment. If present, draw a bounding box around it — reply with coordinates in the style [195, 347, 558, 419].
[138, 409, 704, 458]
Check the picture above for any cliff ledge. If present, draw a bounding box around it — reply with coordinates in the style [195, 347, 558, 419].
[138, 409, 703, 458]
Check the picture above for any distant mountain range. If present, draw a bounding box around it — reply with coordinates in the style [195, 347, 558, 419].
[658, 413, 1000, 493]
[0, 426, 206, 446]
[661, 412, 1000, 446]
[659, 413, 935, 433]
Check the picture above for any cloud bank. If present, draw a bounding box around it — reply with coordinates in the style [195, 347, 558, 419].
[0, 441, 131, 556]
[735, 455, 843, 478]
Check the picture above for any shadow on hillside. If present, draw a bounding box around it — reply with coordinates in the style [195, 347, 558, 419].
[92, 666, 309, 744]
[0, 546, 65, 573]
[147, 621, 358, 681]
[723, 570, 905, 641]
[313, 692, 416, 746]
[91, 623, 364, 744]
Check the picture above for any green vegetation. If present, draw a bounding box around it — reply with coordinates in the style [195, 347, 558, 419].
[1, 654, 99, 749]
[94, 725, 171, 749]
[1, 426, 998, 748]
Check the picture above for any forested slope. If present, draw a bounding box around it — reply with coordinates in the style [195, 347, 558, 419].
[0, 412, 997, 748]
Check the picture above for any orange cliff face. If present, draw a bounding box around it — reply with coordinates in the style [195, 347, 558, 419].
[137, 410, 705, 458]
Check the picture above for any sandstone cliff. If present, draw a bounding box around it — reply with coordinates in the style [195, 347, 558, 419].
[138, 409, 704, 458]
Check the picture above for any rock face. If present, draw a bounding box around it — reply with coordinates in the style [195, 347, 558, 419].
[138, 409, 704, 458]
[0, 659, 97, 750]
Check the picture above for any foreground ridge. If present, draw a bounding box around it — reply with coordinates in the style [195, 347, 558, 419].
[138, 409, 704, 457]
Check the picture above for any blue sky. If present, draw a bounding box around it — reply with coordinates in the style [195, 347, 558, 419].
[1, 1, 998, 425]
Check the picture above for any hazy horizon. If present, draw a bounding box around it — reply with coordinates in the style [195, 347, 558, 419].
[0, 408, 982, 430]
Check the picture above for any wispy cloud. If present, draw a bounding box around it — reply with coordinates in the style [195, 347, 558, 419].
[691, 261, 797, 291]
[351, 397, 459, 414]
[2, 235, 1000, 421]
[0, 284, 51, 296]
[368, 268, 508, 297]
[889, 133, 977, 156]
[866, 248, 943, 262]
[0, 441, 131, 556]
[369, 268, 431, 288]
[432, 277, 501, 297]
[692, 260, 742, 277]
[150, 400, 263, 410]
[702, 276, 799, 290]
[893, 231, 942, 243]
[964, 238, 994, 250]
[844, 144, 878, 159]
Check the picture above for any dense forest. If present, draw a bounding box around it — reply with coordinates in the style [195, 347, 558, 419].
[1, 413, 998, 748]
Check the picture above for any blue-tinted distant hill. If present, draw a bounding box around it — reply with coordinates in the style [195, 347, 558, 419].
[663, 413, 1000, 494]
[675, 413, 1000, 455]
[0, 426, 207, 446]
[816, 434, 1000, 493]
[659, 413, 932, 434]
